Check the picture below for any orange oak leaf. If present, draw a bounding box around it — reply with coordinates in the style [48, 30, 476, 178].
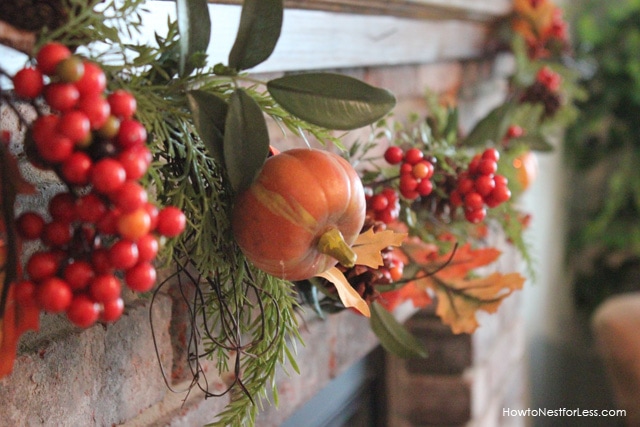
[317, 267, 370, 317]
[404, 242, 501, 281]
[379, 280, 432, 312]
[351, 228, 406, 269]
[426, 272, 525, 334]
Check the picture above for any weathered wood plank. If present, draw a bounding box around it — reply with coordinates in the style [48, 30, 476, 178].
[139, 3, 492, 73]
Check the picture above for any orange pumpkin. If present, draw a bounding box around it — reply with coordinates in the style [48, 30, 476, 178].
[231, 148, 366, 281]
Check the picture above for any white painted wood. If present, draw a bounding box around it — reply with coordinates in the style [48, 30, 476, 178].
[139, 3, 491, 73]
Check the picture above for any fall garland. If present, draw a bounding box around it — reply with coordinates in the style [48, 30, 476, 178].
[0, 0, 579, 425]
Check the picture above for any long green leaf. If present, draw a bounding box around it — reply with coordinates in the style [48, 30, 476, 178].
[224, 89, 270, 194]
[228, 0, 283, 71]
[186, 90, 227, 163]
[267, 73, 396, 130]
[370, 301, 428, 359]
[176, 0, 211, 76]
[463, 102, 514, 147]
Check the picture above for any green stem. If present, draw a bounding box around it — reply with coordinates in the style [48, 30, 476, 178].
[317, 228, 357, 268]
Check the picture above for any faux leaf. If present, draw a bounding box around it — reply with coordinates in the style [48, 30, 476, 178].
[462, 102, 515, 147]
[404, 242, 501, 281]
[224, 89, 270, 194]
[228, 0, 283, 71]
[352, 228, 406, 269]
[267, 73, 396, 130]
[379, 281, 432, 312]
[176, 0, 211, 76]
[0, 284, 40, 379]
[513, 133, 554, 152]
[370, 301, 427, 359]
[317, 267, 370, 317]
[186, 90, 227, 163]
[429, 272, 525, 334]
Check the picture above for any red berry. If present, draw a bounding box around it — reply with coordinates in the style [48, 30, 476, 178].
[505, 125, 524, 140]
[100, 298, 124, 323]
[477, 158, 497, 176]
[117, 208, 152, 241]
[125, 262, 157, 292]
[449, 190, 463, 207]
[464, 207, 487, 224]
[108, 240, 139, 269]
[96, 209, 121, 235]
[468, 155, 482, 175]
[404, 148, 424, 166]
[143, 203, 159, 231]
[12, 67, 44, 98]
[110, 181, 148, 213]
[493, 174, 508, 187]
[63, 260, 95, 291]
[57, 110, 90, 143]
[37, 277, 73, 313]
[31, 114, 59, 145]
[481, 148, 500, 162]
[35, 132, 74, 164]
[75, 61, 106, 96]
[383, 146, 404, 165]
[76, 192, 108, 223]
[370, 194, 389, 212]
[412, 161, 434, 180]
[89, 274, 122, 303]
[489, 184, 511, 205]
[77, 94, 111, 130]
[381, 188, 398, 204]
[66, 294, 100, 328]
[42, 220, 72, 247]
[26, 251, 59, 281]
[108, 90, 137, 119]
[416, 178, 433, 196]
[118, 145, 151, 180]
[376, 208, 396, 224]
[61, 151, 93, 185]
[116, 119, 147, 149]
[36, 42, 71, 75]
[474, 174, 496, 197]
[156, 206, 186, 237]
[464, 192, 484, 211]
[49, 192, 77, 222]
[91, 158, 126, 193]
[457, 176, 475, 194]
[16, 212, 45, 240]
[44, 83, 80, 111]
[136, 233, 159, 262]
[399, 162, 413, 175]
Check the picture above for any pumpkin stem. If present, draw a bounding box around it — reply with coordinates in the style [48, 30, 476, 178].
[317, 228, 357, 268]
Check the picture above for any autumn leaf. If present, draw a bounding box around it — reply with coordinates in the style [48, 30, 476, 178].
[351, 228, 406, 269]
[403, 242, 501, 281]
[379, 280, 432, 312]
[317, 267, 370, 317]
[427, 272, 525, 334]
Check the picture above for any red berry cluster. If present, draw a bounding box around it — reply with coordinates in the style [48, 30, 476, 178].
[11, 42, 186, 328]
[386, 147, 434, 200]
[449, 148, 512, 224]
[366, 146, 436, 224]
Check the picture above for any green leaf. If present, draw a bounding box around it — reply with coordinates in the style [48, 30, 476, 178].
[186, 90, 228, 163]
[370, 301, 428, 359]
[176, 0, 212, 76]
[228, 0, 283, 71]
[462, 102, 514, 147]
[513, 133, 554, 152]
[267, 73, 396, 130]
[224, 89, 270, 194]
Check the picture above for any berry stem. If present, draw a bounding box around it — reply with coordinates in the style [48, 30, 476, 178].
[317, 227, 357, 268]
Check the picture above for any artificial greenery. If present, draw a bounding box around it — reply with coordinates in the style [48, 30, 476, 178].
[0, 0, 396, 425]
[565, 0, 640, 312]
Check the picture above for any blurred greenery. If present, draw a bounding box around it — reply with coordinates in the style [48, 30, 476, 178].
[565, 0, 640, 312]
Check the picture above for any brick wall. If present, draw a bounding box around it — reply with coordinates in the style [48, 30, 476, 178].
[0, 19, 528, 427]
